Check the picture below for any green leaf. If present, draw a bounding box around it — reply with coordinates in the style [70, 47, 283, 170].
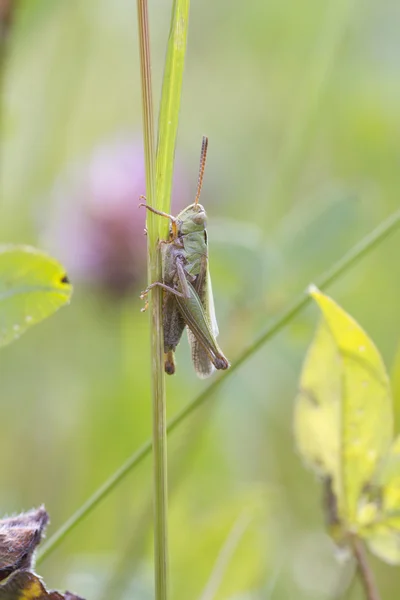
[0, 245, 72, 347]
[155, 0, 190, 240]
[294, 286, 393, 524]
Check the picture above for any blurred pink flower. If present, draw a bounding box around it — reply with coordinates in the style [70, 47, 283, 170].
[43, 136, 189, 295]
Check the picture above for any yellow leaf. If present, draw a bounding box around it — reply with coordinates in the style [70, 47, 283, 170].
[390, 343, 400, 434]
[295, 321, 342, 492]
[294, 287, 393, 525]
[365, 529, 400, 566]
[358, 435, 400, 564]
[372, 435, 400, 514]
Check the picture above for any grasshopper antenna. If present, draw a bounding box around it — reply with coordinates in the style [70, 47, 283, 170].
[194, 136, 208, 206]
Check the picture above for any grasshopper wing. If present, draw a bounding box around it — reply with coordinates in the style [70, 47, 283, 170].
[183, 264, 227, 378]
[188, 255, 215, 377]
[187, 327, 215, 378]
[186, 266, 219, 378]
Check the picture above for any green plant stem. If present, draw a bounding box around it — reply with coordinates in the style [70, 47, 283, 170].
[350, 536, 381, 600]
[36, 208, 400, 564]
[137, 2, 168, 598]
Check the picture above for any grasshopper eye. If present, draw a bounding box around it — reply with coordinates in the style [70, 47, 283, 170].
[192, 211, 206, 226]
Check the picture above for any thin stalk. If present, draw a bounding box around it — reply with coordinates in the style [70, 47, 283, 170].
[0, 0, 14, 163]
[36, 208, 400, 563]
[137, 2, 168, 598]
[350, 536, 381, 600]
[199, 511, 252, 600]
[0, 0, 13, 73]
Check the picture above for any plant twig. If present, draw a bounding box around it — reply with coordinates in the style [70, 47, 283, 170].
[350, 535, 381, 600]
[36, 207, 400, 563]
[137, 1, 168, 598]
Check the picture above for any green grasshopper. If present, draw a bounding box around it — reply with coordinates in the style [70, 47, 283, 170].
[140, 136, 229, 378]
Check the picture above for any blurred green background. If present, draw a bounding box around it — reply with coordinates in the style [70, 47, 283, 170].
[1, 0, 400, 598]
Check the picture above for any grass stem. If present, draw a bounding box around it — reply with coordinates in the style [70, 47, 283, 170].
[137, 1, 168, 597]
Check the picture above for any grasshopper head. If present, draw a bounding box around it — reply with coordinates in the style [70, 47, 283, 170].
[177, 203, 207, 235]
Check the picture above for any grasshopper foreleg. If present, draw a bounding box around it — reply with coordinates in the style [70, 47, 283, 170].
[139, 196, 178, 238]
[140, 281, 185, 312]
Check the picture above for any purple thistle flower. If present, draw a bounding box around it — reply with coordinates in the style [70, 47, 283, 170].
[43, 135, 189, 295]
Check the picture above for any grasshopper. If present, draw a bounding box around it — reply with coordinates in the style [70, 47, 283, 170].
[140, 136, 229, 378]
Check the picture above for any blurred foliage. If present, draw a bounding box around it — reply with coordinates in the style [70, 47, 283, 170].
[0, 246, 71, 347]
[1, 0, 400, 598]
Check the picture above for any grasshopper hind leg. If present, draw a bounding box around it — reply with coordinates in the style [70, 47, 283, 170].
[163, 292, 185, 376]
[164, 350, 176, 375]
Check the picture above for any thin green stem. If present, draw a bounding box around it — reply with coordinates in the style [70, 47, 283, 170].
[137, 1, 168, 598]
[36, 208, 400, 563]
